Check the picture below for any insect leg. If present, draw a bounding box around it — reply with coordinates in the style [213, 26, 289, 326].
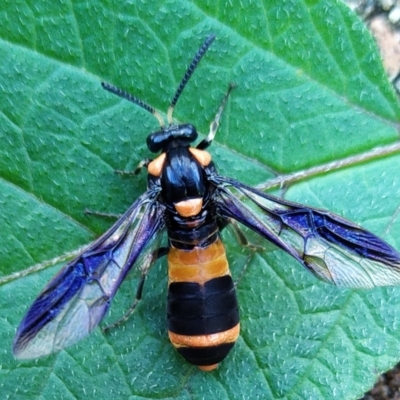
[197, 83, 235, 150]
[115, 158, 153, 176]
[218, 218, 262, 287]
[84, 209, 122, 219]
[233, 250, 257, 288]
[86, 159, 153, 219]
[102, 247, 169, 333]
[219, 217, 264, 251]
[102, 278, 145, 333]
[114, 169, 136, 176]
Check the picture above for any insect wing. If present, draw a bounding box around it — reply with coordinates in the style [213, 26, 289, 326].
[211, 176, 400, 288]
[13, 191, 165, 359]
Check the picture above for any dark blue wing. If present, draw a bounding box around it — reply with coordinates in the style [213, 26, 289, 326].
[210, 176, 400, 288]
[13, 190, 165, 359]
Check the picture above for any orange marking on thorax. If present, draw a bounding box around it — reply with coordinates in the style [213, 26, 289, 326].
[174, 198, 203, 217]
[188, 148, 211, 166]
[168, 238, 229, 284]
[147, 153, 166, 176]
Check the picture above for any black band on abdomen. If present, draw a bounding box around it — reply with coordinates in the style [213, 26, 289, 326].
[177, 342, 235, 366]
[167, 275, 239, 335]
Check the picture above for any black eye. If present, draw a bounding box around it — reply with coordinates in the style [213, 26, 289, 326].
[146, 124, 198, 153]
[176, 124, 198, 142]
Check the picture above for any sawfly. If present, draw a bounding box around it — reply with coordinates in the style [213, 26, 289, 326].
[13, 35, 400, 371]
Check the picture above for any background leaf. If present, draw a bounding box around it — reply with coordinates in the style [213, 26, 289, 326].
[1, 0, 400, 399]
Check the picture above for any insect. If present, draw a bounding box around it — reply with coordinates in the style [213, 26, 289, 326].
[13, 35, 400, 371]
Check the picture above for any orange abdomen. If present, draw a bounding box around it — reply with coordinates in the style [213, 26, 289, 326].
[167, 237, 240, 371]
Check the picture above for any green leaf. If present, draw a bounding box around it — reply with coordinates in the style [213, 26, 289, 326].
[1, 0, 400, 399]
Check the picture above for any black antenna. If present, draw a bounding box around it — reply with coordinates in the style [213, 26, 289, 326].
[101, 82, 165, 127]
[167, 34, 216, 124]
